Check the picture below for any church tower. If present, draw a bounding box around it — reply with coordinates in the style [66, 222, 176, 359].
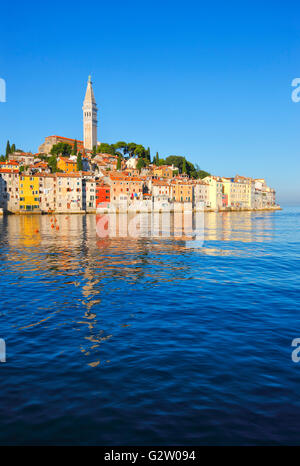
[82, 76, 97, 150]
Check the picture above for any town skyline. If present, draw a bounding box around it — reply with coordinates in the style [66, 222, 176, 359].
[2, 1, 300, 203]
[0, 72, 278, 217]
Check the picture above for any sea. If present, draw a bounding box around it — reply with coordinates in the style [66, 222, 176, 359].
[0, 205, 299, 445]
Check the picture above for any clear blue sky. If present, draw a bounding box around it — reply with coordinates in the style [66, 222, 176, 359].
[1, 0, 300, 203]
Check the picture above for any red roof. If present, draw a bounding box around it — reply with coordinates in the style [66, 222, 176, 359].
[48, 136, 84, 144]
[0, 169, 19, 174]
[0, 160, 19, 166]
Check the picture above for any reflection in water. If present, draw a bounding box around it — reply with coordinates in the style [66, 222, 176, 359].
[1, 208, 300, 445]
[0, 211, 275, 365]
[0, 211, 276, 368]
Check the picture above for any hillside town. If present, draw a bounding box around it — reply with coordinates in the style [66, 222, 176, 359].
[0, 77, 279, 215]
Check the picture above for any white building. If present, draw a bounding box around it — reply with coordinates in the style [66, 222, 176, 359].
[0, 169, 19, 213]
[203, 176, 223, 210]
[85, 179, 96, 212]
[193, 181, 210, 208]
[126, 157, 138, 169]
[56, 173, 84, 213]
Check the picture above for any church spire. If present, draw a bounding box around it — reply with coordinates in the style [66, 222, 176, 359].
[84, 75, 96, 105]
[82, 76, 98, 150]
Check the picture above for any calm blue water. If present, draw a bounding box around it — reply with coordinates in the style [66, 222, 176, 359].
[0, 206, 300, 445]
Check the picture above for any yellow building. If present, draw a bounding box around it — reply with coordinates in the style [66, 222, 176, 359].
[171, 181, 193, 202]
[203, 176, 224, 209]
[19, 175, 40, 212]
[153, 165, 173, 178]
[57, 157, 77, 173]
[222, 176, 254, 208]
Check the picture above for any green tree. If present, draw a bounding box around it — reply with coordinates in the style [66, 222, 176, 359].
[154, 152, 159, 165]
[19, 165, 25, 173]
[134, 144, 147, 158]
[182, 158, 187, 174]
[5, 141, 11, 157]
[146, 147, 151, 162]
[137, 158, 146, 172]
[113, 141, 128, 157]
[117, 155, 122, 170]
[127, 142, 138, 157]
[92, 145, 97, 157]
[72, 140, 78, 155]
[48, 155, 57, 173]
[77, 152, 83, 171]
[11, 143, 16, 153]
[195, 169, 210, 179]
[97, 143, 116, 155]
[50, 142, 72, 157]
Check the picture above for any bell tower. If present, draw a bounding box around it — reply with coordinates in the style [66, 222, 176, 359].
[83, 75, 97, 150]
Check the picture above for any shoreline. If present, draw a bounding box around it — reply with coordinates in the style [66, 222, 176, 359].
[0, 206, 282, 216]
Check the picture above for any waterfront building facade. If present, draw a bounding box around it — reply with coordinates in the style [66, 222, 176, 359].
[19, 175, 40, 212]
[56, 174, 84, 213]
[171, 181, 193, 203]
[38, 174, 56, 212]
[203, 176, 224, 210]
[0, 169, 19, 213]
[96, 182, 110, 207]
[193, 181, 210, 208]
[109, 174, 144, 203]
[152, 180, 172, 202]
[85, 179, 96, 212]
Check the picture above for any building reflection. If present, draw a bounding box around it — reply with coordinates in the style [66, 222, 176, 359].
[1, 211, 276, 367]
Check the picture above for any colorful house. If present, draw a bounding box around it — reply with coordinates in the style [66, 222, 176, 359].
[19, 175, 40, 212]
[96, 182, 110, 207]
[153, 165, 173, 178]
[57, 157, 78, 173]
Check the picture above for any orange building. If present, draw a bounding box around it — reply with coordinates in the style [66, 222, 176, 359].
[109, 174, 144, 201]
[57, 157, 77, 173]
[171, 181, 193, 202]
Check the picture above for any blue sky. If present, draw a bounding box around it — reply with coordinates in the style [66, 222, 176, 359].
[1, 0, 300, 202]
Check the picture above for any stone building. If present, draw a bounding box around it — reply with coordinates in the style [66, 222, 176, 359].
[38, 136, 84, 155]
[56, 173, 84, 213]
[0, 169, 19, 213]
[38, 174, 56, 212]
[193, 181, 210, 208]
[222, 176, 253, 209]
[85, 179, 96, 212]
[109, 174, 144, 203]
[151, 180, 172, 202]
[83, 76, 97, 150]
[203, 176, 224, 210]
[19, 174, 40, 212]
[171, 180, 193, 203]
[9, 152, 35, 165]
